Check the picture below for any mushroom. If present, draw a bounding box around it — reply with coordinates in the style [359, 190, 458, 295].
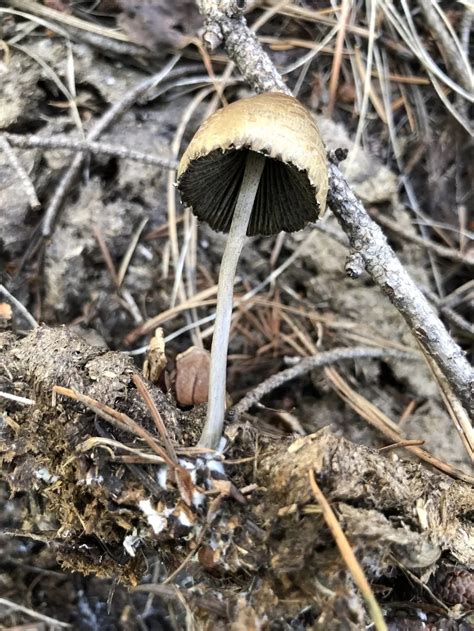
[177, 92, 328, 449]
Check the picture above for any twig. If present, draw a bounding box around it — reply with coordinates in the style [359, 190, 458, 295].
[162, 525, 209, 585]
[0, 390, 35, 406]
[0, 597, 70, 628]
[197, 1, 287, 92]
[327, 164, 473, 414]
[308, 470, 388, 631]
[230, 347, 417, 417]
[41, 55, 180, 237]
[5, 133, 178, 170]
[390, 555, 450, 612]
[0, 135, 40, 210]
[422, 287, 474, 337]
[378, 439, 425, 452]
[195, 0, 473, 418]
[0, 283, 38, 329]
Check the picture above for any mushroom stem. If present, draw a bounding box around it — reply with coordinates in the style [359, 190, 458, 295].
[199, 151, 266, 449]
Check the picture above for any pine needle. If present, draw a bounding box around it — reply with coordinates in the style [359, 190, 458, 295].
[308, 469, 388, 631]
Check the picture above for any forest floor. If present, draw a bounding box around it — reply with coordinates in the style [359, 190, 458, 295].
[0, 1, 472, 629]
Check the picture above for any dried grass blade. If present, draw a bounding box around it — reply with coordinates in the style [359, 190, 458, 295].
[117, 218, 149, 288]
[325, 367, 474, 483]
[132, 374, 178, 464]
[327, 0, 352, 116]
[308, 470, 388, 631]
[52, 385, 176, 467]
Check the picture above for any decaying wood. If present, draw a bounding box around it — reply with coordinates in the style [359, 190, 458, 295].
[0, 327, 472, 626]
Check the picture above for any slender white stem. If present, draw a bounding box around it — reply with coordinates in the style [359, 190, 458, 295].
[199, 151, 265, 449]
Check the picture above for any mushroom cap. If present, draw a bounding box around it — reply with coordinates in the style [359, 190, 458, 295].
[177, 92, 328, 236]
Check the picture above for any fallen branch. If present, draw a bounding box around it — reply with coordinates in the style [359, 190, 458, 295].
[327, 162, 473, 416]
[230, 347, 417, 418]
[0, 135, 40, 210]
[5, 133, 178, 170]
[41, 54, 180, 237]
[195, 0, 473, 416]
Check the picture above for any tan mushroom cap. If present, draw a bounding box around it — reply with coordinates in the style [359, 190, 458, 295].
[177, 92, 328, 236]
